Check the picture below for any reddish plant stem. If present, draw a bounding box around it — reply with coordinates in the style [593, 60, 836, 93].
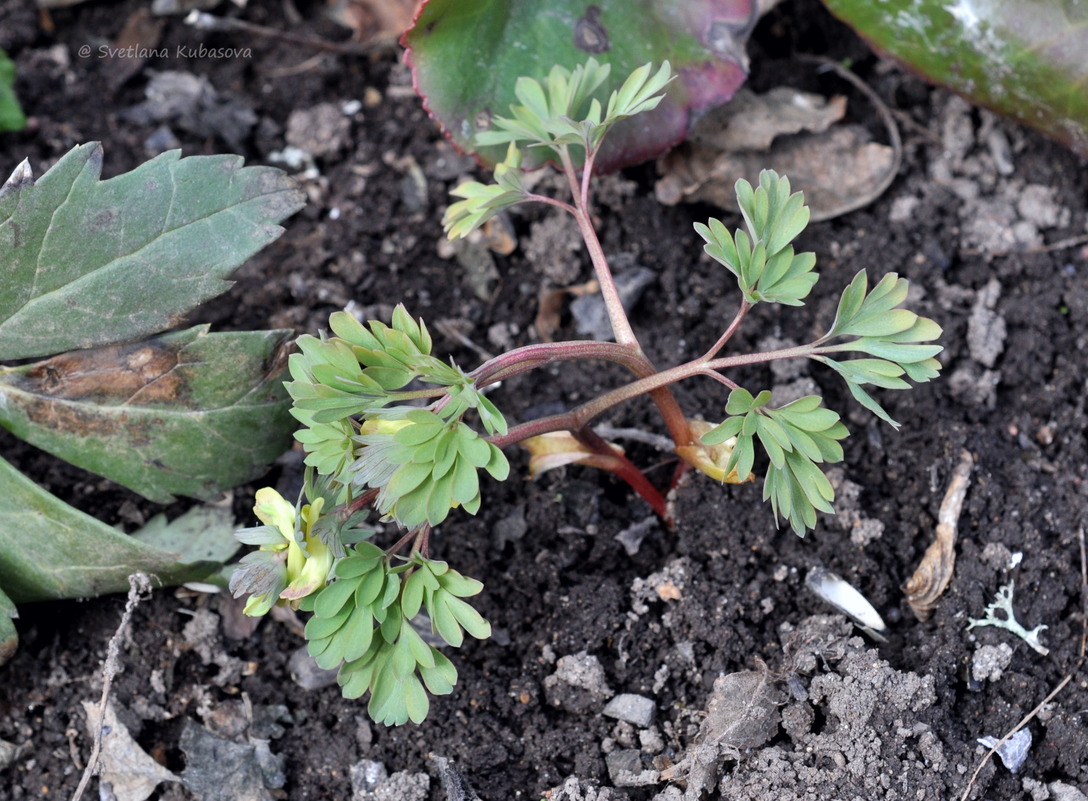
[571, 425, 669, 520]
[489, 343, 817, 450]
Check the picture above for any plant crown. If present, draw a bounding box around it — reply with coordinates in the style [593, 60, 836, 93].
[230, 58, 942, 724]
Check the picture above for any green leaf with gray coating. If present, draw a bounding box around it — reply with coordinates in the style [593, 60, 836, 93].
[0, 455, 223, 604]
[821, 0, 1088, 157]
[0, 143, 305, 360]
[0, 326, 294, 502]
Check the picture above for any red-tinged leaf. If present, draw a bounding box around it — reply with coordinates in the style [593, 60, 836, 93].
[402, 0, 756, 172]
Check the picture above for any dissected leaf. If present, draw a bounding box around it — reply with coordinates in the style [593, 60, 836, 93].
[0, 48, 26, 133]
[822, 0, 1088, 157]
[0, 455, 221, 604]
[402, 0, 757, 172]
[0, 143, 305, 360]
[0, 327, 294, 502]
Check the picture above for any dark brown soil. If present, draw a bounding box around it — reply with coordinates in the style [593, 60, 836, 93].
[2, 1, 1087, 800]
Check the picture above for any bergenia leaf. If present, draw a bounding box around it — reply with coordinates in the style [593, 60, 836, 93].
[0, 143, 305, 360]
[403, 0, 756, 172]
[821, 0, 1088, 157]
[0, 327, 294, 503]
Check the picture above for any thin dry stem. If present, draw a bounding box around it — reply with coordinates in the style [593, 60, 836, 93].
[70, 573, 153, 801]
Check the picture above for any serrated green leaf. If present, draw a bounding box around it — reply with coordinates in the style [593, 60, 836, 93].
[0, 144, 304, 360]
[0, 456, 221, 604]
[0, 327, 293, 503]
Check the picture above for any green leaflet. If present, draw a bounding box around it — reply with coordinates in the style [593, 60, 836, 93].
[302, 552, 489, 725]
[695, 171, 818, 306]
[702, 392, 848, 536]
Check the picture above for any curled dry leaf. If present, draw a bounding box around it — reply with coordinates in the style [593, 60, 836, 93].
[656, 83, 899, 221]
[903, 450, 974, 621]
[520, 430, 624, 478]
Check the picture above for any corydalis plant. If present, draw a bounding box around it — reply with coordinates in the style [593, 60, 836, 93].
[230, 59, 942, 724]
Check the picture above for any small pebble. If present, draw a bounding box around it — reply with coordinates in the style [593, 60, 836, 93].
[977, 728, 1031, 774]
[288, 646, 339, 691]
[602, 694, 656, 727]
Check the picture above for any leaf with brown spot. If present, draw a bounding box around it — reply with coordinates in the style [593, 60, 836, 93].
[0, 326, 294, 502]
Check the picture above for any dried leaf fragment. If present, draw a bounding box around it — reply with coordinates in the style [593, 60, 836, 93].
[656, 82, 899, 221]
[82, 701, 178, 801]
[903, 450, 974, 621]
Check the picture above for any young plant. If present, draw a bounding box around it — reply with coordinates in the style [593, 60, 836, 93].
[231, 59, 942, 724]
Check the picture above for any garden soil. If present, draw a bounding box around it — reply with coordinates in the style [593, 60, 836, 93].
[2, 1, 1088, 799]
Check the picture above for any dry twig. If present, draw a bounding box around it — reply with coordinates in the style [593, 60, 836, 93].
[70, 573, 153, 801]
